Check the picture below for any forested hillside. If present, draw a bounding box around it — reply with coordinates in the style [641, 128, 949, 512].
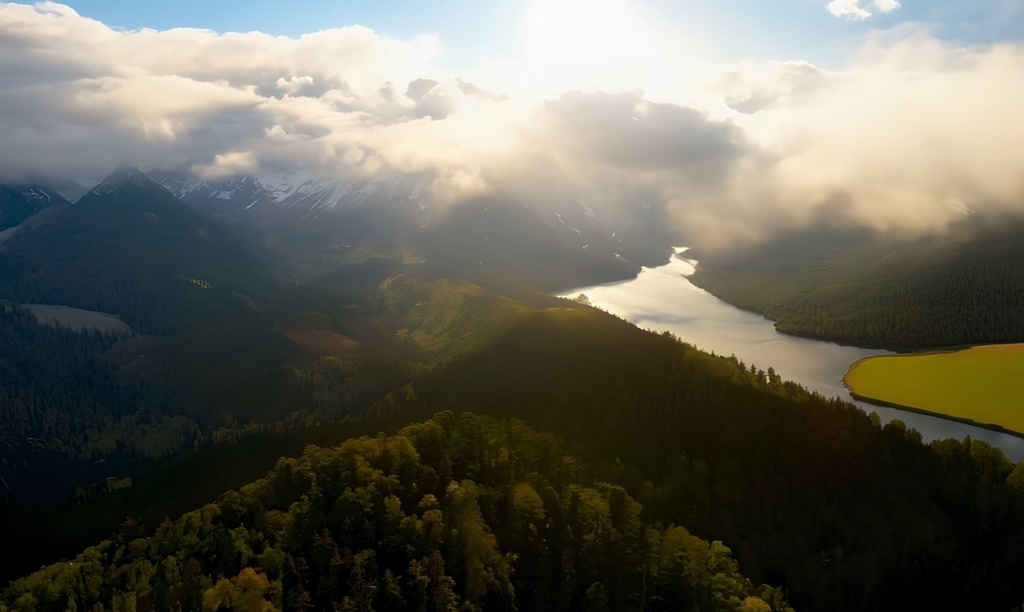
[0, 306, 199, 467]
[4, 266, 1024, 610]
[2, 173, 1024, 611]
[379, 303, 1024, 611]
[0, 168, 276, 335]
[0, 413, 789, 612]
[689, 219, 1024, 348]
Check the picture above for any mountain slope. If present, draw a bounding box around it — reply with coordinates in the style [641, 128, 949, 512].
[689, 218, 1024, 348]
[159, 171, 430, 219]
[157, 171, 676, 290]
[0, 184, 68, 232]
[380, 299, 1024, 611]
[0, 168, 302, 507]
[0, 167, 277, 334]
[0, 413, 789, 612]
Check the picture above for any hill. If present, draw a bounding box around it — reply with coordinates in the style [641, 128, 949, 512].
[0, 184, 68, 233]
[368, 292, 1024, 611]
[0, 169, 307, 508]
[0, 413, 789, 612]
[0, 167, 278, 335]
[689, 218, 1024, 348]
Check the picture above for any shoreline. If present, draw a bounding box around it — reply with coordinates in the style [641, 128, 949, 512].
[843, 354, 1024, 441]
[689, 271, 1024, 354]
[570, 252, 1024, 450]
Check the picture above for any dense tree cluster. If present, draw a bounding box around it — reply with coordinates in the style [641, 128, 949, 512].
[690, 220, 1024, 348]
[1, 412, 788, 612]
[292, 357, 413, 422]
[0, 306, 198, 466]
[385, 307, 1024, 611]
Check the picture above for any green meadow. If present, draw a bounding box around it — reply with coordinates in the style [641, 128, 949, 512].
[845, 343, 1024, 435]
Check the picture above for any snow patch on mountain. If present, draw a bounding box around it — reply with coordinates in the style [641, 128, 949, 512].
[18, 187, 52, 205]
[159, 170, 432, 217]
[89, 167, 153, 197]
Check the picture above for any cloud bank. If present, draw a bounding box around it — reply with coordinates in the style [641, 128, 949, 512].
[0, 2, 1020, 250]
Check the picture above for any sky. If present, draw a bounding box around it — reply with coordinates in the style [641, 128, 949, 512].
[36, 0, 1024, 67]
[0, 0, 1021, 248]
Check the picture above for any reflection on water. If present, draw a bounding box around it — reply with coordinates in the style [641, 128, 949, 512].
[561, 248, 1024, 461]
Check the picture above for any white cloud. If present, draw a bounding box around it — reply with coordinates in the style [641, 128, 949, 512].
[827, 0, 872, 20]
[712, 30, 1024, 241]
[192, 151, 260, 178]
[0, 3, 1019, 251]
[873, 0, 902, 14]
[719, 61, 824, 114]
[827, 0, 901, 20]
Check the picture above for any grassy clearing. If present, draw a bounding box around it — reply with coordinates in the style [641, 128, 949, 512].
[844, 343, 1024, 434]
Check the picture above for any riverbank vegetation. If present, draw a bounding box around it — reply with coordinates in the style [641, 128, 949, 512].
[689, 219, 1024, 349]
[845, 344, 1024, 435]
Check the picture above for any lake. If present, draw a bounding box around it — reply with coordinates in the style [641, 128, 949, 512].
[561, 248, 1024, 461]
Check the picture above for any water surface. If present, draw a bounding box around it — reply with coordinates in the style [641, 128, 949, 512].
[562, 249, 1024, 461]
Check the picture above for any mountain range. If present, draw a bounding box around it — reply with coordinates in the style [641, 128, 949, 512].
[1, 167, 676, 293]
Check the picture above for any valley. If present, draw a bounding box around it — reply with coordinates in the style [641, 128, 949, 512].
[845, 344, 1024, 436]
[565, 249, 1024, 458]
[0, 167, 1021, 611]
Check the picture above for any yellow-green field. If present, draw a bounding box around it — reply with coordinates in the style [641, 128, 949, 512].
[844, 344, 1024, 435]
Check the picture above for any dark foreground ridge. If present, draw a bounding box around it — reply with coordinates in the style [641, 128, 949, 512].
[0, 413, 791, 612]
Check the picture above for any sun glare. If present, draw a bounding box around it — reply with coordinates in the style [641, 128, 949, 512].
[518, 0, 668, 96]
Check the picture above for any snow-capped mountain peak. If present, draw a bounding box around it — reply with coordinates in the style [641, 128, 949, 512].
[85, 167, 165, 198]
[156, 170, 432, 221]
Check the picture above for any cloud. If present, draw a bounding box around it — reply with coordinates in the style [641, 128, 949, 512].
[192, 151, 260, 178]
[827, 0, 901, 20]
[719, 61, 824, 114]
[873, 0, 902, 14]
[710, 29, 1024, 242]
[0, 2, 1019, 252]
[828, 0, 872, 20]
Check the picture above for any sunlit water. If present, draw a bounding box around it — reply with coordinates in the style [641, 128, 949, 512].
[561, 248, 1024, 461]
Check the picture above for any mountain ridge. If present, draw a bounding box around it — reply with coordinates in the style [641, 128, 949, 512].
[0, 183, 69, 232]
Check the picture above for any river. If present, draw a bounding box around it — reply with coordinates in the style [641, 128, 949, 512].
[561, 248, 1024, 461]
